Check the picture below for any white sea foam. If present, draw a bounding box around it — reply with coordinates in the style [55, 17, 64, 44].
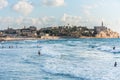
[39, 39, 120, 80]
[1, 39, 120, 80]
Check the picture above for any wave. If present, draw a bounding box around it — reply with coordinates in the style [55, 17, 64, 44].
[97, 46, 120, 54]
[41, 68, 88, 80]
[40, 58, 87, 79]
[40, 57, 120, 80]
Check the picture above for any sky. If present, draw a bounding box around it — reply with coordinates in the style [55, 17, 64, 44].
[0, 0, 120, 33]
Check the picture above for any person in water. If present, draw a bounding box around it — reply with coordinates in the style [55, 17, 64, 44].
[38, 50, 41, 56]
[114, 62, 117, 67]
[113, 47, 115, 50]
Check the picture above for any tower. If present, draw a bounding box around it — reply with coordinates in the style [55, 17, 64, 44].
[23, 26, 26, 29]
[101, 21, 103, 27]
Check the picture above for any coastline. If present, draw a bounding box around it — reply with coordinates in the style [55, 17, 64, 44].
[0, 36, 60, 41]
[0, 37, 41, 41]
[0, 36, 119, 42]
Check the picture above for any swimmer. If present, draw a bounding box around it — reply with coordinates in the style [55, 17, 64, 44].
[114, 62, 117, 67]
[38, 50, 41, 56]
[113, 47, 115, 50]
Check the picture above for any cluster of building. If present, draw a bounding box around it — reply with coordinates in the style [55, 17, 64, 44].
[0, 26, 37, 38]
[0, 22, 119, 38]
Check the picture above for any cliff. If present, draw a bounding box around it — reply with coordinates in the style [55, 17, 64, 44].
[95, 29, 119, 38]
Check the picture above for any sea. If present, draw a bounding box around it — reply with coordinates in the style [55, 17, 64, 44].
[0, 38, 120, 80]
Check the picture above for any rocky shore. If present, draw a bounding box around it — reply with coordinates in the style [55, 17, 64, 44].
[95, 29, 119, 38]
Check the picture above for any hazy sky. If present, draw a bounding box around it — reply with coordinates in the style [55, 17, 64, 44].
[0, 0, 120, 33]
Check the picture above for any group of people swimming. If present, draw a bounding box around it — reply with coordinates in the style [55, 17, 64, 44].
[0, 44, 27, 49]
[1, 44, 117, 67]
[0, 45, 18, 49]
[0, 45, 41, 49]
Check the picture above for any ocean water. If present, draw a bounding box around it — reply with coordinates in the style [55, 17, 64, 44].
[0, 38, 120, 80]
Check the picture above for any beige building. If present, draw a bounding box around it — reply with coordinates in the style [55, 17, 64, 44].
[94, 21, 107, 34]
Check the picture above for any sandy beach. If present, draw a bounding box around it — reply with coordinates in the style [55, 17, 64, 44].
[0, 36, 60, 41]
[0, 37, 41, 41]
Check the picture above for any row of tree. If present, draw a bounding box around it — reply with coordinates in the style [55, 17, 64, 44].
[37, 26, 96, 38]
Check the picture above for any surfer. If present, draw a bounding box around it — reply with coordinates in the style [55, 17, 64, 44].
[38, 50, 41, 56]
[114, 62, 117, 67]
[113, 46, 115, 50]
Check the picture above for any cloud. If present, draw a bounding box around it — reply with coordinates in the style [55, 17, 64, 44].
[42, 16, 55, 23]
[13, 0, 34, 16]
[0, 16, 57, 29]
[0, 17, 14, 25]
[0, 0, 8, 9]
[20, 16, 56, 27]
[82, 4, 98, 16]
[43, 0, 65, 7]
[33, 16, 56, 27]
[0, 16, 120, 34]
[16, 16, 23, 24]
[61, 13, 82, 26]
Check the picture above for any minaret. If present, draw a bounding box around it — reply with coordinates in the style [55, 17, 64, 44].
[24, 26, 26, 29]
[8, 26, 9, 30]
[101, 21, 103, 27]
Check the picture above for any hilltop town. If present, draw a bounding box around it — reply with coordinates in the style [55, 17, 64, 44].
[0, 22, 119, 41]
